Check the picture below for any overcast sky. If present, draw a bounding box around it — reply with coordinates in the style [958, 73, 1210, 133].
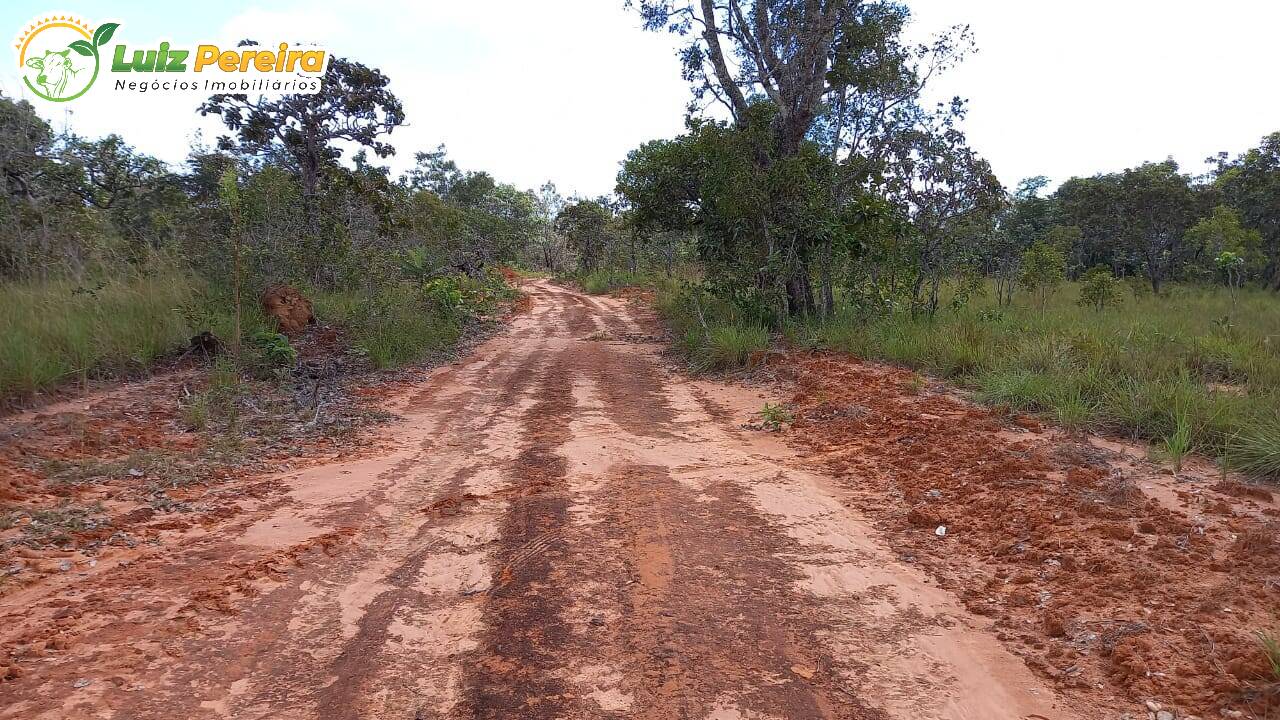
[5, 1, 1278, 198]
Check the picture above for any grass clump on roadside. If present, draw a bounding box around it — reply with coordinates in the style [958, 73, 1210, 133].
[1257, 630, 1280, 682]
[1227, 416, 1280, 481]
[657, 281, 769, 372]
[315, 270, 515, 369]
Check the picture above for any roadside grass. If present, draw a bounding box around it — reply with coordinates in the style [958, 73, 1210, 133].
[314, 271, 515, 370]
[315, 284, 464, 369]
[0, 268, 200, 401]
[1258, 630, 1280, 681]
[1, 266, 518, 401]
[655, 280, 771, 372]
[1227, 416, 1280, 480]
[570, 269, 647, 295]
[656, 280, 1280, 481]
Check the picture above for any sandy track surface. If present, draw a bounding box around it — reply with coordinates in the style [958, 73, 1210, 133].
[3, 280, 1101, 719]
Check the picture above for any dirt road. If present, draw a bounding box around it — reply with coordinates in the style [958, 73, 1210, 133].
[3, 280, 1094, 719]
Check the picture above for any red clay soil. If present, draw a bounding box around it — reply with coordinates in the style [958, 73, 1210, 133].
[0, 326, 404, 604]
[774, 352, 1280, 718]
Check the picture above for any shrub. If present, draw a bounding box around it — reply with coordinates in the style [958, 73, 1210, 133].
[1019, 241, 1065, 312]
[249, 330, 297, 372]
[756, 403, 793, 431]
[1078, 266, 1122, 312]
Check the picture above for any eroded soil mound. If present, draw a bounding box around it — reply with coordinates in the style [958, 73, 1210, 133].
[261, 285, 315, 334]
[773, 352, 1280, 718]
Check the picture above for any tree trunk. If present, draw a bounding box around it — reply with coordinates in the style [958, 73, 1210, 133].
[786, 264, 815, 318]
[818, 237, 834, 316]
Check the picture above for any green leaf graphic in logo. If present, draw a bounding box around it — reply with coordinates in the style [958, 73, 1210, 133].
[93, 23, 118, 47]
[22, 20, 118, 103]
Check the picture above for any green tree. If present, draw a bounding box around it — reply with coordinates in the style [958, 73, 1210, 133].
[881, 110, 1004, 315]
[628, 0, 952, 316]
[1077, 265, 1121, 312]
[1211, 132, 1280, 289]
[556, 200, 614, 272]
[1117, 161, 1196, 293]
[1019, 240, 1065, 312]
[1053, 174, 1125, 273]
[1184, 205, 1264, 283]
[63, 133, 186, 257]
[199, 54, 405, 232]
[1215, 251, 1245, 308]
[0, 95, 98, 276]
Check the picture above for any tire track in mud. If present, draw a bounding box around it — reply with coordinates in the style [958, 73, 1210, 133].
[139, 321, 554, 719]
[458, 355, 579, 719]
[585, 464, 887, 720]
[455, 327, 885, 719]
[309, 331, 557, 718]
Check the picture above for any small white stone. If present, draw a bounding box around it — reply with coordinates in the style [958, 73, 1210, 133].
[935, 525, 947, 537]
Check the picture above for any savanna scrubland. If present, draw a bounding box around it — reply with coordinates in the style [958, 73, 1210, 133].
[3, 1, 1280, 718]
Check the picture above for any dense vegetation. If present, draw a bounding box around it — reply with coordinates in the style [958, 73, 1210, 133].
[0, 56, 557, 402]
[600, 0, 1280, 480]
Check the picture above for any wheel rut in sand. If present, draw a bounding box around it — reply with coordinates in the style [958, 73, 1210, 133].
[459, 359, 577, 719]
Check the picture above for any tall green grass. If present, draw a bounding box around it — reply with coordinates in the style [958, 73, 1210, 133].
[314, 272, 513, 370]
[804, 283, 1280, 479]
[657, 279, 1280, 480]
[572, 269, 647, 295]
[655, 280, 770, 372]
[314, 284, 464, 369]
[1, 270, 200, 400]
[2, 268, 511, 401]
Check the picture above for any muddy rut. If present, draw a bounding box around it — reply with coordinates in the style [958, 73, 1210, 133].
[1, 281, 1090, 719]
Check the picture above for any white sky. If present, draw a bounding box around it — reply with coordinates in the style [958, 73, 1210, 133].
[4, 1, 1278, 197]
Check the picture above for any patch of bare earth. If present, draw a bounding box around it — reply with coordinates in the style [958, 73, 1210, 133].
[770, 352, 1280, 719]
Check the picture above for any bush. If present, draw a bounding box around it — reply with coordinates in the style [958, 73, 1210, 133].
[247, 329, 297, 377]
[1078, 266, 1122, 312]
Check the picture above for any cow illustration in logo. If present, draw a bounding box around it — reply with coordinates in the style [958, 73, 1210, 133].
[15, 16, 117, 102]
[25, 48, 80, 98]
